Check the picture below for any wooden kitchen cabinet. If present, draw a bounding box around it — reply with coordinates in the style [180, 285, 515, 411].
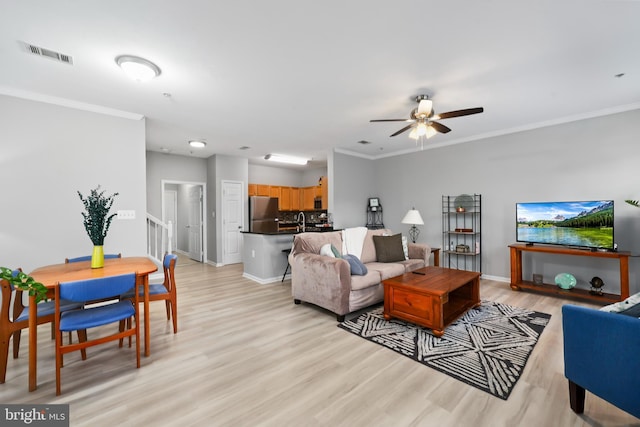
[248, 184, 257, 196]
[302, 187, 316, 210]
[291, 188, 300, 211]
[320, 176, 328, 209]
[256, 184, 270, 196]
[280, 187, 292, 211]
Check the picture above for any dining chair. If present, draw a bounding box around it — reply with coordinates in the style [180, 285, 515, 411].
[54, 272, 140, 395]
[65, 253, 122, 263]
[121, 253, 178, 334]
[1, 269, 84, 384]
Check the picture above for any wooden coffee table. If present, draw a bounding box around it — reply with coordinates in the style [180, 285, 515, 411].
[383, 266, 481, 337]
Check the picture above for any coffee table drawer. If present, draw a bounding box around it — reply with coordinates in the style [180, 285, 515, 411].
[390, 289, 434, 321]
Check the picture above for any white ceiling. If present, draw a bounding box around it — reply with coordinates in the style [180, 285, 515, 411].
[1, 1, 639, 168]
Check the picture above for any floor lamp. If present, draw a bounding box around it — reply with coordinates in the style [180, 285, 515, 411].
[401, 208, 424, 243]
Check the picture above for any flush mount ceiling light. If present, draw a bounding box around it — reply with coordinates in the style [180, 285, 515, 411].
[264, 154, 308, 165]
[115, 55, 161, 82]
[188, 140, 206, 148]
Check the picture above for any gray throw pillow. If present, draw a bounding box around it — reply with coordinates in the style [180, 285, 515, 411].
[342, 254, 368, 275]
[373, 233, 406, 263]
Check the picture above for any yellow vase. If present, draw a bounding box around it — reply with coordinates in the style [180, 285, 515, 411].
[91, 245, 104, 269]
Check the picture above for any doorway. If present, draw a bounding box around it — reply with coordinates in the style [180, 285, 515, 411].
[162, 180, 207, 263]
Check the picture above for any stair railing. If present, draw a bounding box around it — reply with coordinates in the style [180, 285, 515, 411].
[146, 213, 173, 264]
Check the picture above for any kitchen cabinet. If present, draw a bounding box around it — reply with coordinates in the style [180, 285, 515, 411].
[291, 188, 300, 211]
[280, 187, 292, 211]
[301, 187, 316, 210]
[319, 176, 328, 209]
[256, 184, 270, 197]
[248, 179, 327, 211]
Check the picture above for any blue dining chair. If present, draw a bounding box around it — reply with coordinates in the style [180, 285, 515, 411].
[65, 253, 121, 263]
[121, 253, 178, 333]
[54, 273, 140, 395]
[1, 269, 83, 384]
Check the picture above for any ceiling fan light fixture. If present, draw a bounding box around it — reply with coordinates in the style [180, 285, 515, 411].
[189, 140, 206, 148]
[417, 99, 433, 117]
[264, 154, 308, 165]
[115, 55, 161, 82]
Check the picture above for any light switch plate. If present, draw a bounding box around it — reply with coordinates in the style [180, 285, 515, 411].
[117, 210, 136, 220]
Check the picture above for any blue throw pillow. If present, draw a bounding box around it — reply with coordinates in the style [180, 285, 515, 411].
[342, 254, 368, 276]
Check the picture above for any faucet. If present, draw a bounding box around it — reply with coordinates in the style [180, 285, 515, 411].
[296, 211, 306, 232]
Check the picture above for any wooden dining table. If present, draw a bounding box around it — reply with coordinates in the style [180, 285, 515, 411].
[28, 256, 157, 391]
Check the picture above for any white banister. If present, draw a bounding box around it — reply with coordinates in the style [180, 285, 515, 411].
[146, 213, 173, 264]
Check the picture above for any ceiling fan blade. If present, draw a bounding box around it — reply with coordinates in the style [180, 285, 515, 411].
[436, 107, 484, 120]
[390, 123, 415, 137]
[370, 119, 412, 122]
[430, 121, 451, 134]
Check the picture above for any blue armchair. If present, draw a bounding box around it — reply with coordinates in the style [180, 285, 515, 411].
[562, 304, 640, 418]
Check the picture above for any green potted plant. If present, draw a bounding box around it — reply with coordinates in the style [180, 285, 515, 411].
[78, 186, 119, 268]
[0, 267, 48, 303]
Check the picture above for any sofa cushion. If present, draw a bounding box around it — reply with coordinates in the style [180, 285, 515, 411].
[320, 243, 340, 258]
[600, 291, 640, 318]
[360, 229, 391, 264]
[342, 254, 368, 275]
[397, 258, 425, 272]
[350, 270, 382, 291]
[373, 233, 405, 263]
[366, 262, 406, 280]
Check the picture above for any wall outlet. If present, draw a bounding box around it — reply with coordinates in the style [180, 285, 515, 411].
[117, 210, 136, 220]
[251, 249, 255, 258]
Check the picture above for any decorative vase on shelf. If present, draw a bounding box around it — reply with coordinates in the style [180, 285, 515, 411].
[91, 245, 104, 269]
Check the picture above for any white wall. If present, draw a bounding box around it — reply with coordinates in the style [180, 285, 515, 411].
[369, 109, 640, 293]
[0, 95, 147, 272]
[146, 151, 208, 218]
[248, 164, 302, 186]
[332, 152, 377, 229]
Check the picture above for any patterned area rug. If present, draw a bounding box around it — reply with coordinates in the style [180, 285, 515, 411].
[338, 301, 551, 400]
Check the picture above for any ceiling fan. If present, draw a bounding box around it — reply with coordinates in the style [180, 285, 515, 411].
[370, 95, 483, 140]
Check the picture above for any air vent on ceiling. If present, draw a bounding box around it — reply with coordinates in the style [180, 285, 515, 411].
[22, 42, 73, 65]
[357, 140, 372, 145]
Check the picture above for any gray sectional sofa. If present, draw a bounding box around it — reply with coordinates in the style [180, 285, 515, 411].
[288, 228, 431, 321]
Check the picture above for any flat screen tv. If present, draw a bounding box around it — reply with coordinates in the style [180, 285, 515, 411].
[516, 200, 614, 250]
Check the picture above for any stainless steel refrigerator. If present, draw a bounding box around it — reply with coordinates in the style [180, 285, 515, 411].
[249, 196, 279, 233]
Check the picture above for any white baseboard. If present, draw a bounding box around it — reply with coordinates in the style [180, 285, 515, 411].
[242, 272, 286, 285]
[481, 274, 510, 283]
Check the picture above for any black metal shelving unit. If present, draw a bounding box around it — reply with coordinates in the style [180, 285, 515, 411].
[442, 194, 481, 272]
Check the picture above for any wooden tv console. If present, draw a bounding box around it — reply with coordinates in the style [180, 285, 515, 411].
[509, 243, 630, 304]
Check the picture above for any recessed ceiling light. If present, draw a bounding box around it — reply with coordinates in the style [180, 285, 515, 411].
[189, 140, 206, 148]
[160, 147, 171, 153]
[264, 154, 308, 165]
[115, 55, 161, 82]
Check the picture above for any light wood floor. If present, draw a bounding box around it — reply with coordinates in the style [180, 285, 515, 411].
[4, 259, 639, 427]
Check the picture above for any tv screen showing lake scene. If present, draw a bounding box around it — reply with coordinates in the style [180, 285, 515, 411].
[516, 200, 614, 249]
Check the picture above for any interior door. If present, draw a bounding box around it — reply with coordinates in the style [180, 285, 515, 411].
[222, 180, 243, 265]
[187, 185, 203, 262]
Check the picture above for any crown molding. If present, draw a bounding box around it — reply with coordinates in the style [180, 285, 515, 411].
[0, 86, 144, 120]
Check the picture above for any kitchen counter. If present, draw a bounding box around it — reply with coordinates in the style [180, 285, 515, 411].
[242, 226, 335, 236]
[242, 227, 338, 284]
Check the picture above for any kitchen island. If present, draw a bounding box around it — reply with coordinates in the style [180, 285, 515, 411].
[242, 228, 335, 284]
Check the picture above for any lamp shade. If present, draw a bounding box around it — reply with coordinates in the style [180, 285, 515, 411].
[401, 209, 424, 225]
